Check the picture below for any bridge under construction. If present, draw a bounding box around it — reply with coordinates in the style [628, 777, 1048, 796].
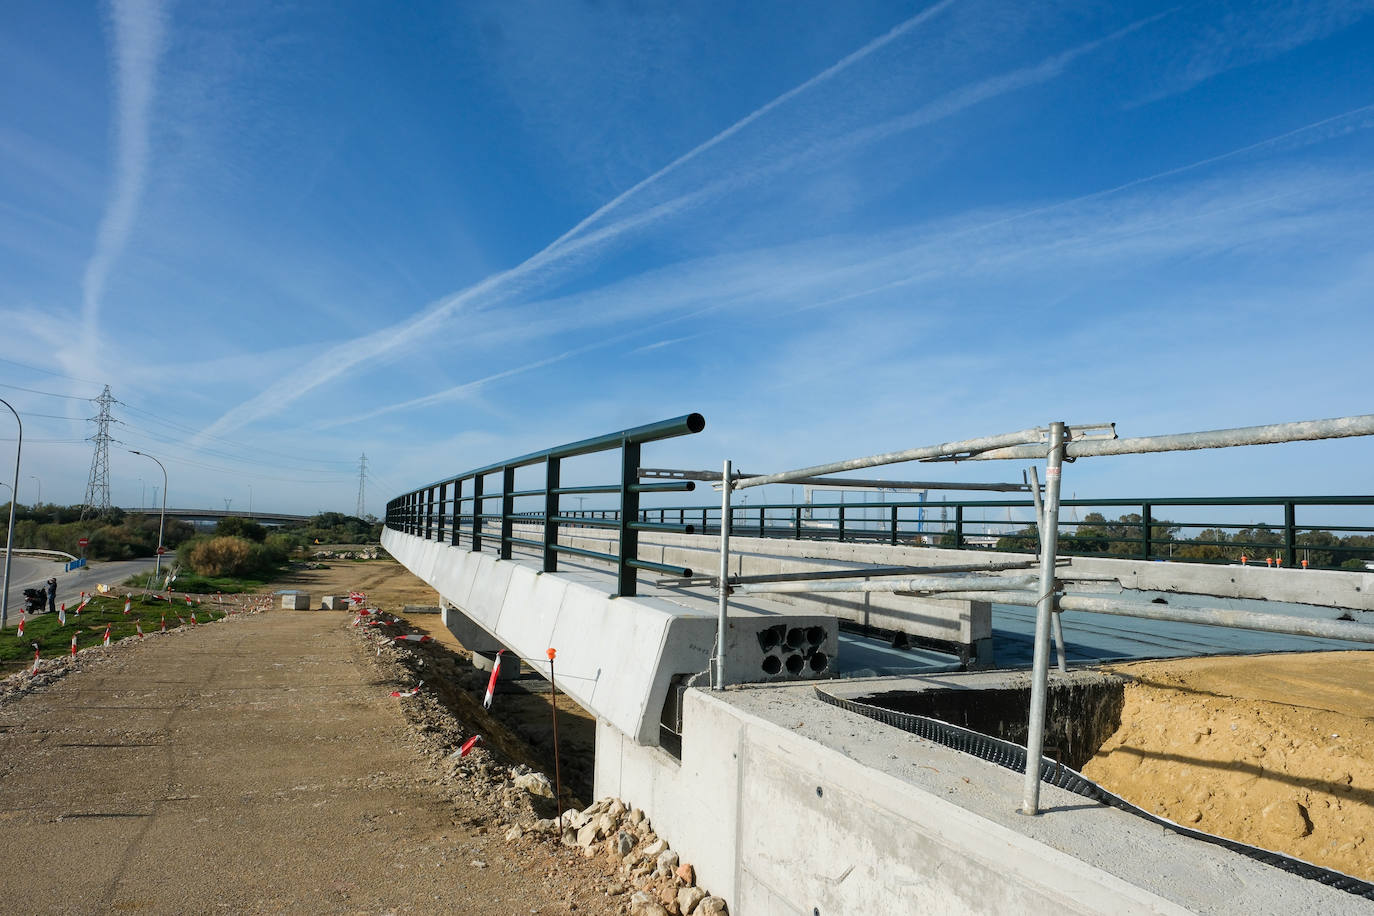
[384, 411, 1374, 914]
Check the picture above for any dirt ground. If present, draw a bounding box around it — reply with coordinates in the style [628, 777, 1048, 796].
[273, 558, 600, 801]
[1082, 651, 1374, 882]
[0, 560, 636, 914]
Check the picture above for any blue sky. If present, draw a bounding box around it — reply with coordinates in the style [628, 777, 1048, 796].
[1, 0, 1372, 516]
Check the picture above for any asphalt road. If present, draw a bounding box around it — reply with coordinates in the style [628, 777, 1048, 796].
[0, 554, 158, 626]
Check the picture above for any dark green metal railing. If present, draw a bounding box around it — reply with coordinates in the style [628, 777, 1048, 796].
[384, 414, 705, 596]
[603, 495, 1374, 571]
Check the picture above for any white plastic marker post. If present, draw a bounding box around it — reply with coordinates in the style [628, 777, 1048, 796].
[177, 615, 185, 626]
[123, 597, 131, 615]
[77, 594, 90, 611]
[160, 614, 166, 633]
[136, 620, 144, 639]
[184, 595, 192, 607]
[31, 644, 39, 675]
[70, 633, 77, 656]
[16, 612, 24, 638]
[455, 735, 482, 757]
[482, 650, 504, 710]
[74, 599, 80, 617]
[190, 612, 197, 625]
[57, 605, 65, 626]
[102, 624, 111, 647]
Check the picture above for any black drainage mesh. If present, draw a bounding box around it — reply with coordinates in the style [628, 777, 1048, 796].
[815, 687, 1374, 902]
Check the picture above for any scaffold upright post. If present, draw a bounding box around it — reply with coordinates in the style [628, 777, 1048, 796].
[1021, 421, 1065, 816]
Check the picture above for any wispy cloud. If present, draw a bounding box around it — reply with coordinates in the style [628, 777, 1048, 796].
[80, 0, 168, 342]
[202, 2, 1163, 439]
[1136, 0, 1374, 103]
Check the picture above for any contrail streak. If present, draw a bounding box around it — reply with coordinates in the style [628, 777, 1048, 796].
[81, 0, 167, 342]
[197, 2, 961, 439]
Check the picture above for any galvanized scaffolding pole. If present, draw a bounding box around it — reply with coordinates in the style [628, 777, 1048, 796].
[714, 459, 732, 690]
[1021, 422, 1065, 816]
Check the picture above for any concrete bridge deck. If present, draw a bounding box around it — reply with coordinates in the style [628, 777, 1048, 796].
[384, 524, 1374, 913]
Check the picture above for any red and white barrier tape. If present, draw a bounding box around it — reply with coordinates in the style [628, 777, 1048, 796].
[390, 680, 423, 698]
[455, 735, 483, 757]
[136, 620, 144, 639]
[102, 625, 111, 647]
[394, 634, 432, 643]
[70, 633, 77, 656]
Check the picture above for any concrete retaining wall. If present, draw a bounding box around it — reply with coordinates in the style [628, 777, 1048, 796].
[596, 685, 1367, 915]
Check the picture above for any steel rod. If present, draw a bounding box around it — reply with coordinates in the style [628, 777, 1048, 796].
[1022, 422, 1064, 816]
[655, 560, 1042, 589]
[960, 414, 1374, 461]
[0, 398, 19, 630]
[714, 458, 732, 690]
[640, 468, 1026, 492]
[732, 426, 1049, 490]
[733, 574, 1040, 596]
[1027, 466, 1067, 674]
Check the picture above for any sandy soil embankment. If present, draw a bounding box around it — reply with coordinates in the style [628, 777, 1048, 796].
[1083, 651, 1374, 882]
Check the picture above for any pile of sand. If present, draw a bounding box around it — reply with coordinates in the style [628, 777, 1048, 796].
[1082, 651, 1374, 882]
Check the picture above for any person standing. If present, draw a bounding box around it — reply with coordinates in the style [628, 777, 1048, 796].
[46, 576, 57, 614]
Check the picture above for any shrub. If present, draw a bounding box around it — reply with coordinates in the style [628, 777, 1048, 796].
[188, 536, 254, 577]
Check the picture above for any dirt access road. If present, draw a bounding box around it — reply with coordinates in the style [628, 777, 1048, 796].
[0, 607, 621, 915]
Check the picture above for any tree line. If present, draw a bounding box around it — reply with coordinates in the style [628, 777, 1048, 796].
[992, 512, 1374, 570]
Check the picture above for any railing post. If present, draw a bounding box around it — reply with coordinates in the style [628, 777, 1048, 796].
[794, 506, 802, 539]
[471, 474, 484, 552]
[1142, 503, 1153, 560]
[617, 440, 642, 597]
[890, 505, 899, 546]
[715, 459, 733, 690]
[759, 506, 766, 538]
[437, 482, 447, 543]
[500, 466, 515, 560]
[451, 479, 462, 546]
[1284, 501, 1297, 567]
[838, 506, 846, 542]
[543, 459, 560, 572]
[954, 505, 964, 548]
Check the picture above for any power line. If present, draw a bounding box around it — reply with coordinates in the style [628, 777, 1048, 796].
[0, 381, 94, 401]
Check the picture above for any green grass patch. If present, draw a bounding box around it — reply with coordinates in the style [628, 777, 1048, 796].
[123, 572, 268, 594]
[0, 593, 225, 673]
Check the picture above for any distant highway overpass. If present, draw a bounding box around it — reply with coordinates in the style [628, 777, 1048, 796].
[119, 507, 311, 526]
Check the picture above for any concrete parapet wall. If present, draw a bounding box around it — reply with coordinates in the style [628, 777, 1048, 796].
[383, 528, 718, 745]
[596, 685, 1367, 915]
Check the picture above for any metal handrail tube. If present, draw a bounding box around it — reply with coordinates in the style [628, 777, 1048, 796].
[732, 425, 1048, 490]
[732, 574, 1040, 596]
[962, 414, 1374, 461]
[921, 589, 1374, 645]
[406, 414, 704, 494]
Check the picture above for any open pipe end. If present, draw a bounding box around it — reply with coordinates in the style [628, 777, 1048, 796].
[685, 413, 706, 434]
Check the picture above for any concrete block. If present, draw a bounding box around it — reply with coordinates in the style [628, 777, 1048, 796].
[281, 592, 311, 610]
[472, 650, 522, 678]
[319, 595, 348, 609]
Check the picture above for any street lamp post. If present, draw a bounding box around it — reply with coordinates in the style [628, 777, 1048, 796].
[1, 398, 21, 630]
[130, 450, 167, 580]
